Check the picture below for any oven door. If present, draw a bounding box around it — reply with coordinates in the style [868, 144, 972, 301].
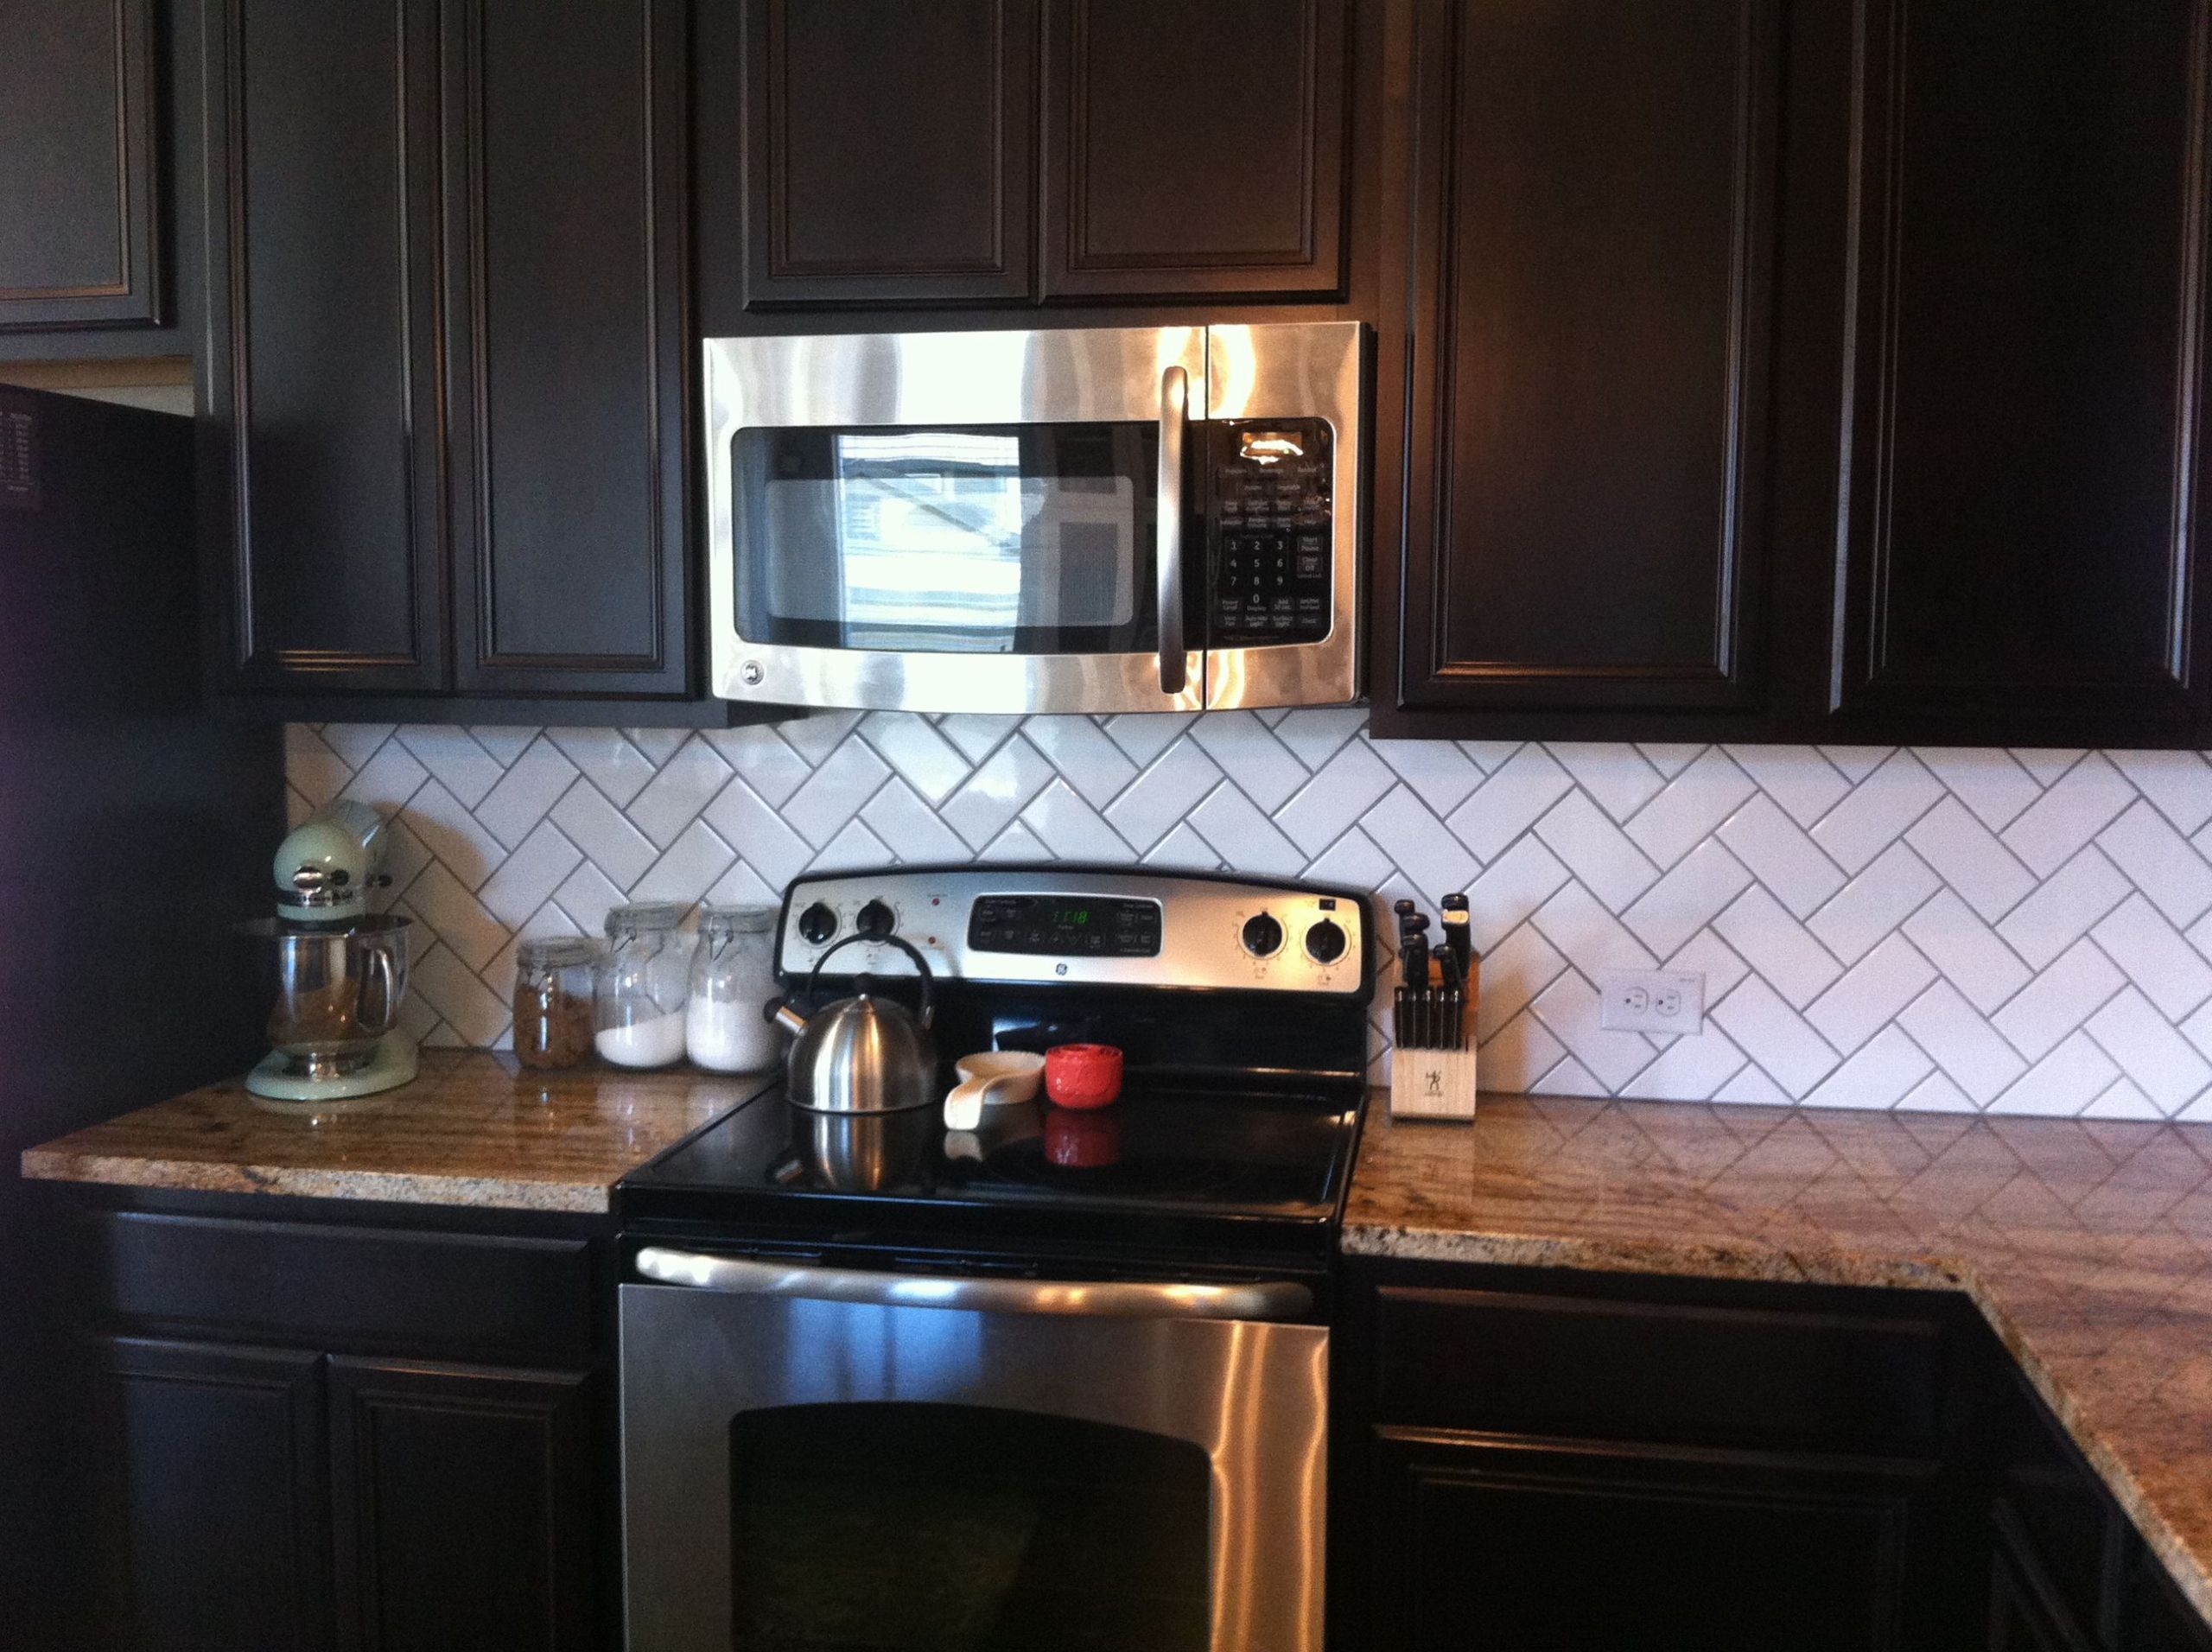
[620, 1249, 1327, 1652]
[705, 327, 1209, 715]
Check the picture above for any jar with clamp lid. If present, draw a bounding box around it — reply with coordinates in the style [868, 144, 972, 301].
[512, 937, 601, 1070]
[594, 904, 693, 1069]
[686, 904, 782, 1072]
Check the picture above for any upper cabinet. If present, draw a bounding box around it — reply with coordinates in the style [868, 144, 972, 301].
[719, 0, 1348, 311]
[0, 0, 164, 331]
[1041, 0, 1345, 299]
[202, 0, 699, 716]
[740, 0, 1036, 307]
[1829, 0, 2212, 742]
[1381, 0, 1781, 728]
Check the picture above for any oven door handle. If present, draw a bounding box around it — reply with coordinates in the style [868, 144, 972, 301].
[633, 1245, 1313, 1322]
[1155, 362, 1190, 696]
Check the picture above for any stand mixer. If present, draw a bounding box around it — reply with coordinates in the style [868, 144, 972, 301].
[235, 802, 416, 1104]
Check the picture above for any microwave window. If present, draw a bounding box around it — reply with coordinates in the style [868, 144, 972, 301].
[734, 423, 1159, 654]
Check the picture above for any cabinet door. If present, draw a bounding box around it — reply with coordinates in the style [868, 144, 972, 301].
[1370, 1427, 1941, 1652]
[203, 0, 448, 692]
[1386, 0, 1781, 720]
[0, 0, 163, 329]
[1988, 1506, 2100, 1652]
[1040, 0, 1347, 299]
[327, 1357, 596, 1652]
[739, 0, 1036, 307]
[91, 1337, 331, 1652]
[1831, 0, 2212, 740]
[442, 0, 691, 696]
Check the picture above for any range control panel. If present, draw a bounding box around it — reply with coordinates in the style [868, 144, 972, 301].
[968, 893, 1163, 957]
[778, 867, 1370, 997]
[1209, 418, 1333, 645]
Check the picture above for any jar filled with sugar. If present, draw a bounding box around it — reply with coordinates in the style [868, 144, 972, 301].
[594, 903, 693, 1069]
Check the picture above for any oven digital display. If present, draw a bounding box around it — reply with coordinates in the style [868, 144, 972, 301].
[969, 894, 1161, 957]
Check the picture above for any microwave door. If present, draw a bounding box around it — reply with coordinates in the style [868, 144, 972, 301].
[705, 327, 1208, 715]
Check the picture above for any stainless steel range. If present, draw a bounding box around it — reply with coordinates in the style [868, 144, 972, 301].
[617, 867, 1374, 1652]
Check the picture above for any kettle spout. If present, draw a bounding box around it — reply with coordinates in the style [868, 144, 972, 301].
[768, 999, 809, 1039]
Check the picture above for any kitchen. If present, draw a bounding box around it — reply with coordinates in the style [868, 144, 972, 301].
[3, 0, 2211, 1648]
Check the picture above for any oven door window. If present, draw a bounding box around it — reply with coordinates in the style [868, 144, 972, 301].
[729, 1401, 1208, 1651]
[734, 424, 1159, 654]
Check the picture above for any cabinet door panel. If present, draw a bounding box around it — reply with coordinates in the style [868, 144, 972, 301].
[206, 0, 447, 691]
[741, 0, 1036, 307]
[1372, 1428, 1936, 1652]
[329, 1357, 595, 1652]
[0, 0, 162, 329]
[1042, 0, 1346, 298]
[1833, 0, 2212, 734]
[92, 1337, 330, 1652]
[1393, 0, 1778, 714]
[443, 0, 690, 695]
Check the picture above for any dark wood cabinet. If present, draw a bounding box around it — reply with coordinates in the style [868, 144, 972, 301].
[328, 1358, 596, 1652]
[76, 1201, 611, 1651]
[202, 0, 705, 718]
[1339, 1261, 2212, 1652]
[202, 0, 446, 695]
[441, 0, 690, 696]
[1830, 0, 2212, 740]
[0, 0, 165, 331]
[1040, 0, 1346, 298]
[1373, 1428, 1936, 1652]
[91, 1337, 332, 1651]
[738, 0, 1036, 308]
[721, 0, 1346, 311]
[1382, 0, 1783, 723]
[1337, 1263, 1979, 1652]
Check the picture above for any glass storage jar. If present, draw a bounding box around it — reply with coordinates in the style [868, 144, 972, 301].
[512, 937, 601, 1070]
[686, 905, 781, 1073]
[594, 903, 693, 1069]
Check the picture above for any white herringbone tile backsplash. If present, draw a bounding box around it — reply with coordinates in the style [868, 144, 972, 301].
[289, 715, 2212, 1120]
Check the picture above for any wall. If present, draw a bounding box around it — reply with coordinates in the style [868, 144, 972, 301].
[290, 715, 2212, 1120]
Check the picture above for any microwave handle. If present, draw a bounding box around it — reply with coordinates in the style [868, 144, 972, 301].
[1156, 364, 1190, 696]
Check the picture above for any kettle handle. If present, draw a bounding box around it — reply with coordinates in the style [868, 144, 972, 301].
[803, 931, 936, 1028]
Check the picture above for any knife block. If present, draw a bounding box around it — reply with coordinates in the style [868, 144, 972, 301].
[1389, 1001, 1478, 1121]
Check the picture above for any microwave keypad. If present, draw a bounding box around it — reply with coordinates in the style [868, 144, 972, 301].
[1211, 420, 1332, 645]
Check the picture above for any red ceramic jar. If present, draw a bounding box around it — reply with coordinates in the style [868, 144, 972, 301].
[1044, 1042, 1123, 1109]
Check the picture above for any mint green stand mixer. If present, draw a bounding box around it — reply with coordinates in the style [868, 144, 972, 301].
[235, 802, 417, 1105]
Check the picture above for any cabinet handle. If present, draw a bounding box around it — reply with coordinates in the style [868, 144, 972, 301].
[1157, 363, 1189, 696]
[632, 1246, 1313, 1323]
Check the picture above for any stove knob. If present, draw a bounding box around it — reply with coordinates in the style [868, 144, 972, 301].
[1305, 918, 1347, 964]
[1241, 912, 1284, 957]
[798, 902, 838, 944]
[855, 899, 896, 940]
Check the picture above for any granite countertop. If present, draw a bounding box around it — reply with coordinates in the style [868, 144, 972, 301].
[1347, 1096, 2212, 1625]
[17, 1051, 763, 1214]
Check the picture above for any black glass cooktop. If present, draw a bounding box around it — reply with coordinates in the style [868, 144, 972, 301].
[619, 1077, 1366, 1261]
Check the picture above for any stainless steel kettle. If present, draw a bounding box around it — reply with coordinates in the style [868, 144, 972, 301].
[768, 933, 938, 1115]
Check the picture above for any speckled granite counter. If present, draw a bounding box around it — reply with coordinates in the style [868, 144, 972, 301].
[18, 1052, 764, 1213]
[1346, 1096, 2212, 1625]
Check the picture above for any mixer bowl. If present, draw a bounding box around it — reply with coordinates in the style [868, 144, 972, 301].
[234, 914, 413, 1080]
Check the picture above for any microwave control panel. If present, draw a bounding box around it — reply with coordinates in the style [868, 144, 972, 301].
[1209, 418, 1333, 645]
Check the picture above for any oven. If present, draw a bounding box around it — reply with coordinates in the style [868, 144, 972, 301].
[702, 321, 1364, 714]
[619, 1245, 1328, 1652]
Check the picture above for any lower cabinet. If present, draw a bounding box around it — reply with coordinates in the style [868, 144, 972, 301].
[76, 1203, 610, 1652]
[92, 1338, 331, 1652]
[90, 1337, 598, 1652]
[1371, 1428, 1941, 1651]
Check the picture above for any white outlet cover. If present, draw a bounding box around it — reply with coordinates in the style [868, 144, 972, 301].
[1599, 969, 1706, 1036]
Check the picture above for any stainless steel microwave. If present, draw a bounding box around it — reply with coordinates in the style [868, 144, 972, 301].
[702, 321, 1364, 715]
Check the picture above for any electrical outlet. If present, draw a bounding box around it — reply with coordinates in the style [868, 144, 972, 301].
[1599, 969, 1706, 1035]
